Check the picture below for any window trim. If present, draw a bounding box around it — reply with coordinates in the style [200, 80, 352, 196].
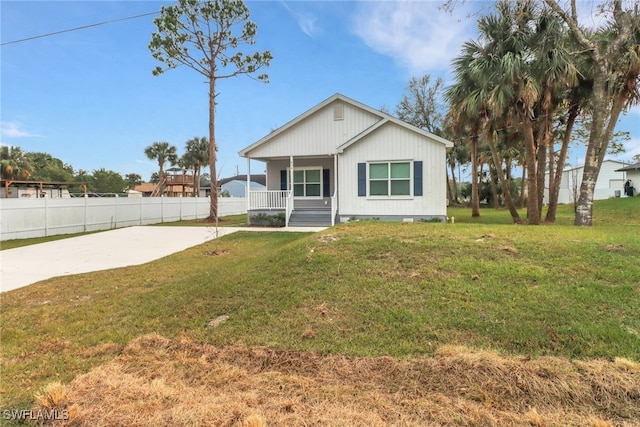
[367, 161, 413, 198]
[287, 166, 324, 199]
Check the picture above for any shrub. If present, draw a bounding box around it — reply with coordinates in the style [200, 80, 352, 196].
[249, 212, 285, 227]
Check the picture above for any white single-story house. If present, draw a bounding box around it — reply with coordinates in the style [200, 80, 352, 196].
[615, 161, 640, 196]
[544, 159, 629, 204]
[238, 93, 453, 226]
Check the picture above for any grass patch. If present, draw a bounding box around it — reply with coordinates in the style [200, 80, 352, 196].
[0, 231, 104, 251]
[160, 213, 248, 228]
[1, 198, 639, 422]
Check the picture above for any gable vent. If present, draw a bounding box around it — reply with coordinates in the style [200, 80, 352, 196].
[333, 103, 344, 121]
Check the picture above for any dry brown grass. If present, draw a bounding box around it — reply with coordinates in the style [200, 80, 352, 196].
[32, 334, 640, 426]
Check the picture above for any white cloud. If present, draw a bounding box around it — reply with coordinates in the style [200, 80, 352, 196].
[624, 136, 640, 162]
[0, 121, 40, 139]
[281, 1, 321, 38]
[351, 1, 478, 75]
[627, 104, 640, 117]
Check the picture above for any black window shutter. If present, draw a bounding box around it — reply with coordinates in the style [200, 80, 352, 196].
[280, 170, 287, 191]
[414, 161, 423, 196]
[323, 169, 330, 197]
[357, 163, 366, 197]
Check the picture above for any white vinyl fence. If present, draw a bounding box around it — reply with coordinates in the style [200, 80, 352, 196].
[0, 197, 247, 241]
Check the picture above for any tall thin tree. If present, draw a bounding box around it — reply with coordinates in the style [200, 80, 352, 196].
[150, 0, 272, 220]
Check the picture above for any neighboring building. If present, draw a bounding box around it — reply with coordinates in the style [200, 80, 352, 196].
[0, 180, 87, 198]
[134, 169, 196, 197]
[615, 161, 640, 196]
[134, 183, 157, 197]
[544, 160, 629, 204]
[199, 174, 266, 197]
[238, 93, 453, 226]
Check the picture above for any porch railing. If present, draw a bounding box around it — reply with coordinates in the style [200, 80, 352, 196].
[249, 190, 288, 210]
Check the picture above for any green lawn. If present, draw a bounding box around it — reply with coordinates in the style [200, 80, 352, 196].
[1, 198, 639, 410]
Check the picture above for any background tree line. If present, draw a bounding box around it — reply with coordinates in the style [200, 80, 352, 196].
[0, 135, 211, 195]
[400, 0, 639, 226]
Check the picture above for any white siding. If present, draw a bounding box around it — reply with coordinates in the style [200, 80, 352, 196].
[544, 160, 628, 204]
[246, 100, 382, 158]
[337, 122, 447, 218]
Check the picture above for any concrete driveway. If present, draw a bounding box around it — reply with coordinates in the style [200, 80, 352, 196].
[0, 225, 326, 293]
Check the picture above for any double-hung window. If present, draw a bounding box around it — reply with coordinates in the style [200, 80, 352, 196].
[369, 162, 411, 196]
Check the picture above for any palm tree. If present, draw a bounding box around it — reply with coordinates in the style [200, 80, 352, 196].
[528, 9, 579, 222]
[445, 40, 487, 218]
[447, 7, 526, 224]
[0, 146, 33, 180]
[544, 0, 640, 226]
[144, 141, 178, 196]
[181, 137, 210, 197]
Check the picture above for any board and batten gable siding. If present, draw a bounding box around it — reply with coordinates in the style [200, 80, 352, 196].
[244, 100, 382, 159]
[337, 121, 447, 218]
[265, 157, 335, 192]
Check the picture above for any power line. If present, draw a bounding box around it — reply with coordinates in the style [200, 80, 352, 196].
[0, 11, 160, 47]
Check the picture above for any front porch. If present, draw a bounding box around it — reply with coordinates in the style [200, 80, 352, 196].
[247, 190, 336, 227]
[244, 154, 338, 227]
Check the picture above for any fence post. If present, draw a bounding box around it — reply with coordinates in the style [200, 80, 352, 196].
[84, 194, 88, 232]
[114, 194, 119, 229]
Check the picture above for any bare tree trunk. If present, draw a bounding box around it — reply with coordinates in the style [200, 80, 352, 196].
[536, 143, 546, 220]
[575, 64, 609, 226]
[485, 128, 522, 223]
[489, 161, 500, 209]
[545, 101, 579, 223]
[470, 131, 481, 217]
[576, 70, 636, 223]
[445, 164, 452, 205]
[518, 164, 526, 208]
[194, 165, 200, 197]
[449, 161, 459, 204]
[523, 120, 540, 224]
[536, 88, 553, 223]
[209, 77, 218, 220]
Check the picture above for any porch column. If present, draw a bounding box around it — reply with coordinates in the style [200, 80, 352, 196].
[289, 155, 294, 191]
[246, 158, 251, 212]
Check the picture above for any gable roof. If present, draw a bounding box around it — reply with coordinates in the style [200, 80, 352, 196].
[239, 93, 453, 158]
[615, 161, 640, 172]
[218, 174, 266, 186]
[556, 159, 628, 173]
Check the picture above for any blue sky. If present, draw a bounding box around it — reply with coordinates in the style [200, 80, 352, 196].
[1, 0, 639, 182]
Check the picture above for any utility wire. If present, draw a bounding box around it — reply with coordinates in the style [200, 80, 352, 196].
[1, 11, 159, 46]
